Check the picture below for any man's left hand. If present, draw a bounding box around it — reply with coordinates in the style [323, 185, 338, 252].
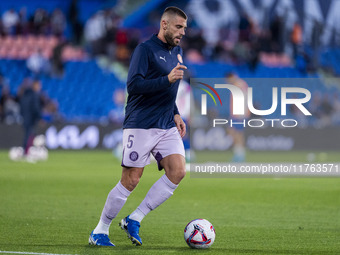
[174, 114, 186, 138]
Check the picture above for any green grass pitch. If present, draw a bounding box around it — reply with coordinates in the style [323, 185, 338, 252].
[0, 150, 339, 255]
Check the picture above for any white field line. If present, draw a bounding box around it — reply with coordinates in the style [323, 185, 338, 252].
[0, 251, 78, 255]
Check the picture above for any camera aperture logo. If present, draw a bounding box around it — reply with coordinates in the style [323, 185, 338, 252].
[196, 82, 223, 109]
[194, 81, 312, 128]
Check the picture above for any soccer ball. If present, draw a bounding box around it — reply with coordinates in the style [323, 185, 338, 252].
[184, 219, 215, 249]
[28, 146, 48, 161]
[8, 147, 24, 161]
[33, 135, 46, 147]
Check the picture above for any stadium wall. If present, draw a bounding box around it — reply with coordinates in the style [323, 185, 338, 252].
[1, 124, 340, 151]
[191, 127, 340, 151]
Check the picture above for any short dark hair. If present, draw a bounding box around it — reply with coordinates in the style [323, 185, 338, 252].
[163, 6, 187, 20]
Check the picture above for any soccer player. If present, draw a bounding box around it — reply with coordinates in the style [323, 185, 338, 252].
[226, 72, 250, 162]
[20, 80, 42, 156]
[89, 6, 188, 246]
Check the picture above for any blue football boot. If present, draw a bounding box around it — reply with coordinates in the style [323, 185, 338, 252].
[119, 216, 142, 246]
[89, 231, 115, 246]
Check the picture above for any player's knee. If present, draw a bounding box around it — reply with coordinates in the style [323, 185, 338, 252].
[130, 177, 140, 190]
[169, 166, 186, 184]
[177, 166, 186, 181]
[121, 175, 141, 191]
[130, 172, 142, 188]
[121, 167, 143, 191]
[122, 178, 140, 191]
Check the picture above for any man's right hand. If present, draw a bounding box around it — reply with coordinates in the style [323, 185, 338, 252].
[168, 63, 187, 84]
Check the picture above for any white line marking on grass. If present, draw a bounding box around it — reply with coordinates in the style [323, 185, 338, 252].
[0, 251, 78, 255]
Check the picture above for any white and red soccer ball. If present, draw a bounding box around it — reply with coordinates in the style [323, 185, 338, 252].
[8, 135, 48, 162]
[184, 219, 215, 249]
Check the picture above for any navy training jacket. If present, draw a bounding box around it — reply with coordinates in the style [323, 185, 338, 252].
[123, 34, 183, 129]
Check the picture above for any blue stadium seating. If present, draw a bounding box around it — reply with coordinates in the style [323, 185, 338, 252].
[0, 0, 338, 123]
[1, 58, 334, 121]
[0, 59, 125, 121]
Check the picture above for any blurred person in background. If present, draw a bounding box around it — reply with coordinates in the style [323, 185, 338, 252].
[0, 85, 21, 124]
[50, 8, 66, 37]
[319, 93, 334, 127]
[270, 15, 285, 53]
[84, 12, 106, 56]
[32, 8, 49, 35]
[68, 0, 83, 45]
[17, 7, 28, 35]
[26, 48, 49, 77]
[226, 72, 250, 162]
[291, 22, 303, 61]
[238, 12, 251, 42]
[108, 88, 126, 125]
[51, 40, 67, 78]
[19, 80, 42, 155]
[2, 8, 19, 35]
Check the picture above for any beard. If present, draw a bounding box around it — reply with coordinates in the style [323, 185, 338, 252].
[164, 31, 180, 47]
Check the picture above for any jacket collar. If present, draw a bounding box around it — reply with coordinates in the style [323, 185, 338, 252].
[151, 34, 173, 50]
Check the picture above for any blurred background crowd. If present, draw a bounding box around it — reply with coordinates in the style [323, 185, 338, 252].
[0, 0, 340, 129]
